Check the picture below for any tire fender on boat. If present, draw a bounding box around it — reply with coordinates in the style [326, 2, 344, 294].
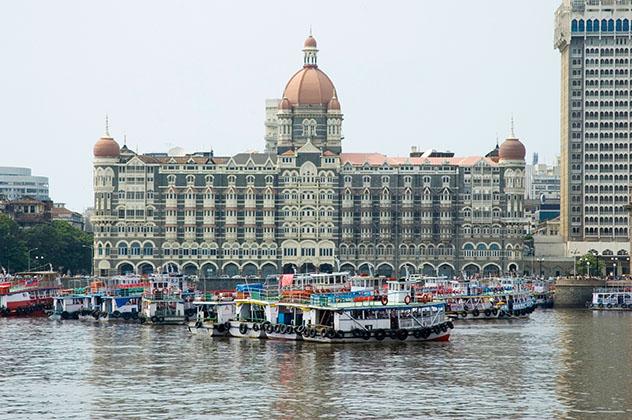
[404, 295, 412, 305]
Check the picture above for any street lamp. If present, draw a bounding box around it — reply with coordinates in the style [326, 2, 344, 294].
[537, 257, 544, 277]
[27, 248, 38, 271]
[587, 261, 591, 277]
[611, 257, 617, 279]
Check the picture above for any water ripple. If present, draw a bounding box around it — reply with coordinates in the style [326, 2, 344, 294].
[1, 310, 631, 418]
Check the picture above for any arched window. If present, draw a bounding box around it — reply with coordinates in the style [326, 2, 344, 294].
[587, 19, 592, 32]
[131, 242, 141, 256]
[143, 243, 153, 256]
[623, 19, 629, 32]
[616, 19, 622, 32]
[571, 19, 578, 32]
[118, 243, 128, 256]
[608, 19, 614, 32]
[579, 19, 584, 32]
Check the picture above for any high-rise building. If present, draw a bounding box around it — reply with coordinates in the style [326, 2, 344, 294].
[555, 0, 632, 260]
[91, 35, 528, 278]
[0, 167, 49, 201]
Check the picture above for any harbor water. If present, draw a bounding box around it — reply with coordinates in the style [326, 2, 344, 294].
[1, 309, 631, 419]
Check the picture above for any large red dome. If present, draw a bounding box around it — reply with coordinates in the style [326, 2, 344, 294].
[282, 66, 336, 107]
[94, 135, 120, 158]
[499, 137, 526, 161]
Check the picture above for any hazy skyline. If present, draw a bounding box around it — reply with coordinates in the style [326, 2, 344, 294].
[0, 1, 562, 211]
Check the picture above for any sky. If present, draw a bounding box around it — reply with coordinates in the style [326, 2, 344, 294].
[0, 1, 563, 212]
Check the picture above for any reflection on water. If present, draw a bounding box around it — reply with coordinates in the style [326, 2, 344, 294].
[0, 310, 631, 418]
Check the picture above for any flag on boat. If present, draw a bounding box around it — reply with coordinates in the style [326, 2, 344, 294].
[280, 274, 294, 287]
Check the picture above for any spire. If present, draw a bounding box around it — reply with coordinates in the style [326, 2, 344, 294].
[303, 32, 318, 67]
[105, 114, 110, 137]
[510, 114, 516, 138]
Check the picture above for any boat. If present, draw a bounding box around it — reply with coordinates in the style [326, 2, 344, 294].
[440, 287, 536, 320]
[588, 287, 632, 310]
[49, 290, 93, 320]
[88, 277, 147, 321]
[187, 296, 236, 336]
[237, 277, 452, 343]
[295, 280, 452, 343]
[228, 283, 270, 338]
[0, 271, 61, 317]
[527, 280, 555, 308]
[140, 270, 196, 325]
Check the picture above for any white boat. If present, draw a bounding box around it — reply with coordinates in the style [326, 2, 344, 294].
[250, 279, 452, 343]
[187, 300, 236, 336]
[140, 270, 196, 325]
[589, 287, 632, 310]
[49, 293, 93, 320]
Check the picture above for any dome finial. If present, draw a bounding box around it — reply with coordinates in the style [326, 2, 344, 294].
[105, 114, 110, 137]
[510, 114, 516, 138]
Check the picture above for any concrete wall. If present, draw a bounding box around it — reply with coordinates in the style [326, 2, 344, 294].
[555, 277, 605, 308]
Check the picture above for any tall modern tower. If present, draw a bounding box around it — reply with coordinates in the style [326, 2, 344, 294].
[555, 0, 632, 263]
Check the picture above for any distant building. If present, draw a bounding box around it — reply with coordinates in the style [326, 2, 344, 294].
[525, 158, 561, 200]
[0, 196, 52, 228]
[83, 207, 95, 232]
[0, 167, 49, 201]
[52, 203, 84, 230]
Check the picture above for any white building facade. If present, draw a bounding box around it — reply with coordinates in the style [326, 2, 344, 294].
[555, 0, 632, 260]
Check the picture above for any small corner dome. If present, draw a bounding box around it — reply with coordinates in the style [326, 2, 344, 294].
[279, 97, 292, 110]
[328, 94, 341, 111]
[499, 137, 526, 161]
[304, 35, 317, 48]
[93, 135, 120, 158]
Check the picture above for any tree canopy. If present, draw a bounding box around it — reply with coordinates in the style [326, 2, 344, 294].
[0, 215, 92, 275]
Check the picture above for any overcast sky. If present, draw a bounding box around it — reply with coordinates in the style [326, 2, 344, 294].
[0, 1, 562, 211]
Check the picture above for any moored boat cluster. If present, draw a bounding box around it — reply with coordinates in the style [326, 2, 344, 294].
[1, 270, 555, 344]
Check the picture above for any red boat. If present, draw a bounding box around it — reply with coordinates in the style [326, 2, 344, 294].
[0, 272, 61, 317]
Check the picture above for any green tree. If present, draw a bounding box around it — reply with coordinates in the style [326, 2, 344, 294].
[0, 214, 28, 273]
[24, 221, 93, 275]
[577, 253, 603, 276]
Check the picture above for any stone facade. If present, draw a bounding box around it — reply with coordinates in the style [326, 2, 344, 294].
[92, 36, 527, 278]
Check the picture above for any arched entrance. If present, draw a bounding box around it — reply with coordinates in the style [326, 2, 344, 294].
[201, 263, 218, 279]
[319, 263, 334, 273]
[376, 264, 393, 277]
[463, 264, 480, 277]
[508, 263, 518, 273]
[340, 263, 355, 274]
[399, 264, 415, 278]
[483, 264, 500, 277]
[299, 263, 316, 273]
[118, 263, 134, 275]
[282, 263, 296, 274]
[358, 263, 372, 275]
[437, 264, 454, 278]
[223, 263, 239, 277]
[138, 263, 154, 275]
[421, 264, 436, 276]
[183, 264, 198, 277]
[261, 263, 277, 277]
[242, 263, 258, 277]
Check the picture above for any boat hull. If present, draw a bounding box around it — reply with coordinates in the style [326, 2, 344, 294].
[302, 330, 450, 344]
[228, 321, 267, 338]
[187, 321, 230, 336]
